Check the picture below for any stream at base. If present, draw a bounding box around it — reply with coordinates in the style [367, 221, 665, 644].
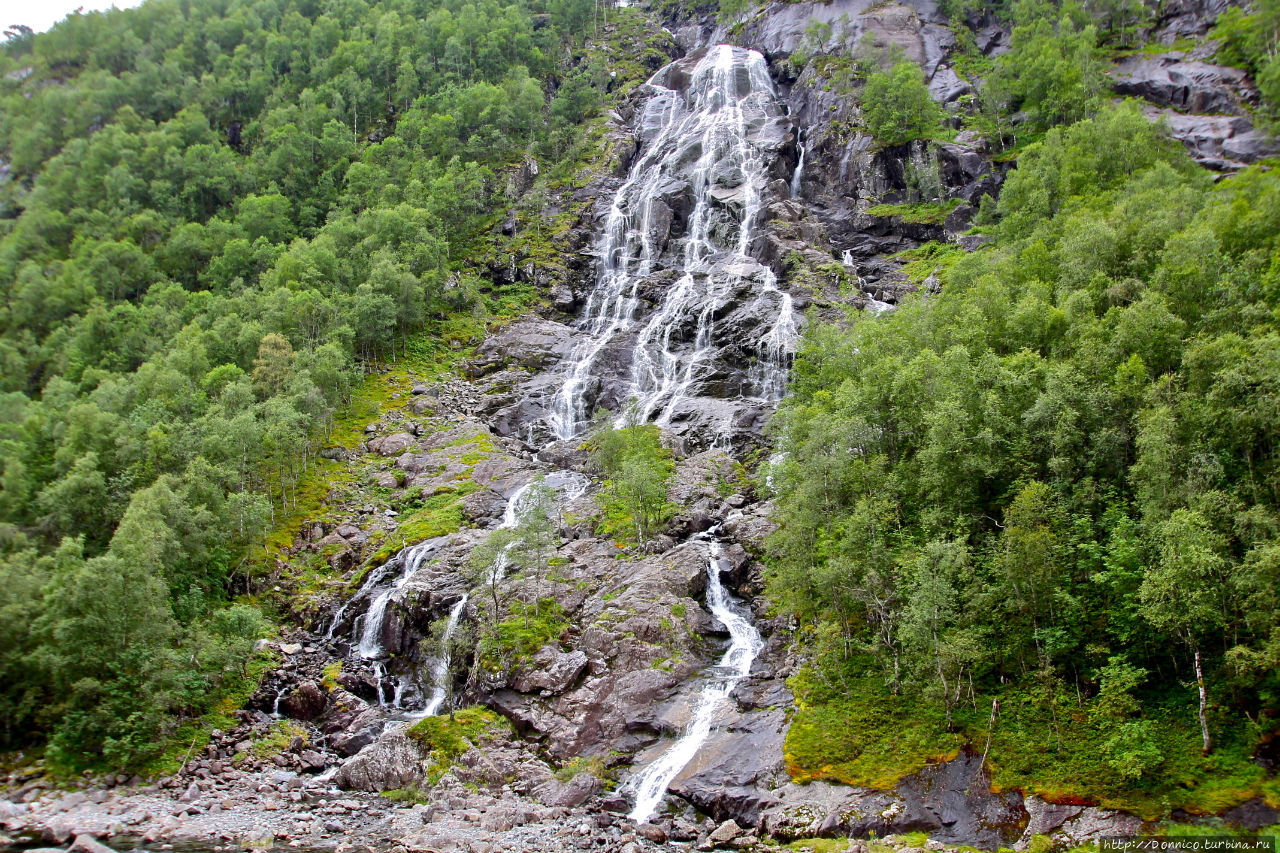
[624, 537, 764, 824]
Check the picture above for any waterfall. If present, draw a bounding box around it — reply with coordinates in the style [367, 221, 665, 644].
[356, 539, 436, 660]
[548, 45, 796, 438]
[492, 471, 589, 582]
[868, 297, 894, 315]
[625, 539, 764, 824]
[422, 595, 469, 717]
[790, 127, 806, 199]
[842, 249, 853, 266]
[325, 561, 396, 641]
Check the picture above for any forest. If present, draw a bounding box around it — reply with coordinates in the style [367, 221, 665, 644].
[0, 0, 619, 769]
[770, 103, 1280, 818]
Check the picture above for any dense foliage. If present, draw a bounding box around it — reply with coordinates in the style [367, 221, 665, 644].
[768, 102, 1280, 812]
[1211, 0, 1280, 127]
[0, 0, 615, 769]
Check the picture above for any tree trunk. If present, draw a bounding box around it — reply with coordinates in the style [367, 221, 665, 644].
[1194, 647, 1211, 755]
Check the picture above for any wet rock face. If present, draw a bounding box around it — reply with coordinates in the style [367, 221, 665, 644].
[758, 752, 1029, 848]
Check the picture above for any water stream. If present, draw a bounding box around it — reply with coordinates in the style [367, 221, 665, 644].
[625, 538, 765, 823]
[422, 595, 469, 717]
[790, 127, 806, 199]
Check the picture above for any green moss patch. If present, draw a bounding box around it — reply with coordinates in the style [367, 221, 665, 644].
[407, 707, 510, 784]
[866, 199, 962, 224]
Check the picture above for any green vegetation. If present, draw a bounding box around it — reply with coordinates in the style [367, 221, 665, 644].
[863, 60, 948, 148]
[769, 102, 1280, 817]
[1210, 0, 1280, 127]
[588, 421, 676, 545]
[320, 662, 342, 692]
[406, 706, 509, 783]
[866, 200, 963, 225]
[553, 753, 611, 783]
[250, 719, 307, 760]
[478, 599, 568, 670]
[0, 0, 653, 771]
[978, 0, 1108, 143]
[891, 242, 967, 285]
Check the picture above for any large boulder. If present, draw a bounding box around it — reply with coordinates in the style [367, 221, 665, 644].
[758, 751, 1028, 847]
[333, 729, 425, 792]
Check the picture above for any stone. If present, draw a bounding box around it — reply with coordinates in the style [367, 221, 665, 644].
[510, 647, 589, 694]
[369, 432, 415, 456]
[69, 835, 117, 853]
[279, 642, 302, 655]
[1149, 108, 1280, 169]
[637, 824, 668, 844]
[282, 681, 327, 721]
[1111, 53, 1255, 115]
[709, 819, 743, 845]
[333, 730, 425, 792]
[549, 772, 602, 808]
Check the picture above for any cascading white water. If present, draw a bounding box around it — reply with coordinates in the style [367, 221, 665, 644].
[838, 251, 893, 315]
[625, 539, 764, 824]
[548, 45, 798, 438]
[491, 471, 590, 582]
[422, 595, 469, 717]
[790, 127, 806, 199]
[325, 561, 398, 641]
[357, 539, 436, 660]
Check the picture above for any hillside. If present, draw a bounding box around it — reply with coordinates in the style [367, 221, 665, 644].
[0, 0, 1278, 849]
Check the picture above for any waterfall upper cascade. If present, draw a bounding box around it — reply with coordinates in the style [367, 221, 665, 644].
[547, 45, 800, 441]
[625, 537, 765, 824]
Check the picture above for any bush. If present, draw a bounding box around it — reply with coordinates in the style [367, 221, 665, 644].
[589, 423, 674, 544]
[862, 61, 946, 147]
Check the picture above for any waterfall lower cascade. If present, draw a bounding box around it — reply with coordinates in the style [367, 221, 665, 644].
[422, 595, 469, 717]
[625, 539, 765, 824]
[320, 537, 442, 707]
[548, 45, 799, 440]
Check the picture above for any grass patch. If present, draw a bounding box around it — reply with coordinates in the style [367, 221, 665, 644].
[407, 707, 510, 784]
[372, 482, 481, 564]
[250, 719, 308, 760]
[986, 687, 1274, 819]
[785, 672, 965, 788]
[381, 784, 431, 804]
[866, 198, 962, 224]
[892, 241, 967, 285]
[553, 754, 612, 784]
[479, 598, 569, 670]
[785, 664, 1277, 819]
[321, 662, 342, 691]
[786, 838, 859, 853]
